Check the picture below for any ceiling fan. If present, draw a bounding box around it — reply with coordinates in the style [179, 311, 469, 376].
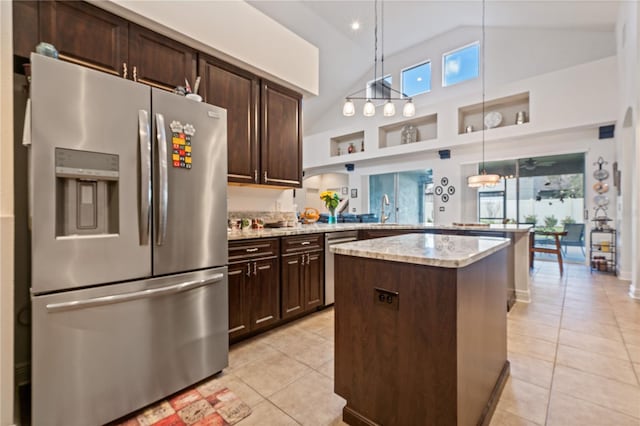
[519, 157, 556, 171]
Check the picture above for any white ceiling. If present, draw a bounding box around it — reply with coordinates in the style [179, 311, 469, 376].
[247, 1, 620, 131]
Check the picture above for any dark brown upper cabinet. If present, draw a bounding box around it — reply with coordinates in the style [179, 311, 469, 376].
[199, 55, 259, 184]
[128, 24, 197, 91]
[13, 0, 40, 59]
[261, 81, 302, 188]
[39, 1, 128, 77]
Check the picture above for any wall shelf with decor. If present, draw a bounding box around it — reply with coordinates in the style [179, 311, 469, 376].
[330, 130, 365, 157]
[458, 92, 530, 135]
[590, 228, 616, 274]
[378, 113, 438, 149]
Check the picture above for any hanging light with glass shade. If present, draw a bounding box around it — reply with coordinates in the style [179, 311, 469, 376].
[467, 0, 500, 188]
[342, 0, 415, 118]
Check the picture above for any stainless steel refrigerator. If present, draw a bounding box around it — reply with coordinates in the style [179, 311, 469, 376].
[28, 54, 229, 426]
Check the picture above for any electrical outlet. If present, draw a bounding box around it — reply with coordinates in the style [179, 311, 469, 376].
[374, 288, 399, 310]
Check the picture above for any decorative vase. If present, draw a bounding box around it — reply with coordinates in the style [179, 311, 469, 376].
[328, 208, 337, 224]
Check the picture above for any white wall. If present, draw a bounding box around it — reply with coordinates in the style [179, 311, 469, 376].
[101, 0, 319, 96]
[0, 1, 14, 424]
[227, 186, 295, 212]
[298, 173, 349, 213]
[310, 26, 615, 133]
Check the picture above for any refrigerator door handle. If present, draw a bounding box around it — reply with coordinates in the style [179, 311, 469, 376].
[45, 273, 224, 313]
[155, 113, 169, 246]
[138, 110, 151, 245]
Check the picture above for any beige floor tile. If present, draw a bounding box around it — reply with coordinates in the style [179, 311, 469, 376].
[196, 372, 265, 408]
[621, 328, 640, 347]
[236, 400, 299, 425]
[269, 371, 345, 425]
[263, 324, 335, 368]
[628, 344, 640, 363]
[295, 309, 334, 335]
[547, 390, 640, 426]
[508, 310, 561, 328]
[228, 338, 282, 372]
[617, 317, 640, 333]
[562, 308, 618, 326]
[552, 365, 640, 419]
[510, 301, 563, 316]
[495, 377, 549, 425]
[233, 351, 313, 398]
[508, 319, 559, 343]
[558, 329, 630, 361]
[488, 409, 541, 426]
[528, 296, 563, 307]
[555, 344, 638, 385]
[563, 297, 613, 312]
[316, 358, 335, 380]
[313, 324, 335, 341]
[507, 351, 554, 389]
[508, 333, 557, 362]
[560, 315, 623, 341]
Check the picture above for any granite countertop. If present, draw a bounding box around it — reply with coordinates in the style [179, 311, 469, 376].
[330, 233, 511, 268]
[228, 223, 532, 241]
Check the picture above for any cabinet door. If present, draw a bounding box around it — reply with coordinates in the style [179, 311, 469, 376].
[39, 1, 128, 76]
[250, 257, 280, 331]
[228, 262, 251, 340]
[304, 251, 324, 311]
[260, 81, 302, 188]
[13, 0, 39, 59]
[199, 56, 259, 184]
[281, 253, 305, 319]
[129, 24, 196, 91]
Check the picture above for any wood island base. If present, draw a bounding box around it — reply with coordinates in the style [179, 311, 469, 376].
[334, 246, 509, 426]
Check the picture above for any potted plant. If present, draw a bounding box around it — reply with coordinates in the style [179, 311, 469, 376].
[320, 191, 340, 224]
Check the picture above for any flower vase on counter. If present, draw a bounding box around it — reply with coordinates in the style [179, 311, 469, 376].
[320, 191, 340, 225]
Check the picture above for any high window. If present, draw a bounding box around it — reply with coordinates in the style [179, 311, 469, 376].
[401, 61, 431, 97]
[442, 42, 479, 87]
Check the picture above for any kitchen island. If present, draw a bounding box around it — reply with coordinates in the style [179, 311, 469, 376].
[331, 233, 510, 426]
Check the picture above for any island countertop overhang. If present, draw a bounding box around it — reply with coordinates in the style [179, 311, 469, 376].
[330, 233, 511, 268]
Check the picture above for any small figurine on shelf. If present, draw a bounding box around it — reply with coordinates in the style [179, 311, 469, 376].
[348, 143, 355, 154]
[361, 140, 365, 152]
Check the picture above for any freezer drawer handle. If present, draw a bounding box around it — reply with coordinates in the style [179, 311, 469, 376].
[45, 273, 224, 313]
[138, 110, 151, 245]
[156, 113, 169, 246]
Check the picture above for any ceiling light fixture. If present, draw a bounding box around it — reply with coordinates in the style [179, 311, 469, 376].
[467, 0, 500, 188]
[342, 0, 414, 118]
[351, 20, 360, 31]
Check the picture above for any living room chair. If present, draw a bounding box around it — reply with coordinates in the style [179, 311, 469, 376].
[560, 223, 585, 256]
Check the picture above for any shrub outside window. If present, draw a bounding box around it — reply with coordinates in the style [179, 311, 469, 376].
[442, 42, 479, 87]
[401, 61, 431, 97]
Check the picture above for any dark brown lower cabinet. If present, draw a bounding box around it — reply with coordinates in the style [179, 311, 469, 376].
[228, 239, 280, 341]
[304, 251, 324, 311]
[281, 249, 324, 319]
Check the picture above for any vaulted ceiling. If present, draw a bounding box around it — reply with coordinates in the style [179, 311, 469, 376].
[248, 1, 620, 132]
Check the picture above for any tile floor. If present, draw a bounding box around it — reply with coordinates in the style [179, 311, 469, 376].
[210, 260, 640, 425]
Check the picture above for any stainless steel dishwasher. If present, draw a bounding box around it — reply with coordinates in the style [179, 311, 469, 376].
[324, 231, 359, 305]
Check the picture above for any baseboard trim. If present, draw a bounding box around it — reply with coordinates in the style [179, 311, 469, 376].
[515, 289, 531, 303]
[629, 283, 640, 300]
[479, 360, 510, 426]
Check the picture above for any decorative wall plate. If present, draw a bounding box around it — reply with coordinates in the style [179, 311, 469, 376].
[441, 193, 450, 203]
[593, 169, 609, 180]
[484, 111, 503, 129]
[593, 182, 609, 194]
[435, 186, 443, 195]
[447, 186, 456, 195]
[593, 195, 609, 206]
[440, 177, 449, 186]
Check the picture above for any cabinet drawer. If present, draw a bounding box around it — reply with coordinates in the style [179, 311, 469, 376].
[281, 234, 323, 254]
[229, 238, 279, 262]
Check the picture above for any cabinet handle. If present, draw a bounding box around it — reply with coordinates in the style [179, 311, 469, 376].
[133, 66, 138, 82]
[122, 62, 128, 79]
[264, 171, 268, 183]
[254, 169, 258, 183]
[253, 262, 257, 276]
[301, 241, 311, 246]
[246, 263, 251, 277]
[301, 255, 305, 266]
[245, 248, 259, 253]
[307, 253, 310, 264]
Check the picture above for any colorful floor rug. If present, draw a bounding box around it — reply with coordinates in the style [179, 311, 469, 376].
[114, 384, 251, 426]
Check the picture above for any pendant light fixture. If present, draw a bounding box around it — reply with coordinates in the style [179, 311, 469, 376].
[467, 0, 500, 188]
[342, 0, 415, 118]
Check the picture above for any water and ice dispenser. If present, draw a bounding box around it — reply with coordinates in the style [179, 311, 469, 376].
[55, 148, 119, 237]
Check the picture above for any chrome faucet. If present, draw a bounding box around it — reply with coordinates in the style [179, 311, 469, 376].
[380, 194, 390, 223]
